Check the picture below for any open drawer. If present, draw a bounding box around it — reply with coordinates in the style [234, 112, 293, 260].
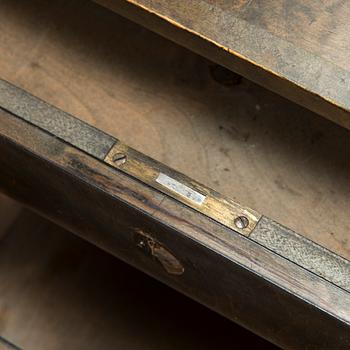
[0, 1, 349, 349]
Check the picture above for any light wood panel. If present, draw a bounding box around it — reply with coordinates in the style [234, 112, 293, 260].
[98, 0, 350, 129]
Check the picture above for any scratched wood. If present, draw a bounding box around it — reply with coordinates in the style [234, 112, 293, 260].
[0, 0, 349, 261]
[0, 198, 274, 349]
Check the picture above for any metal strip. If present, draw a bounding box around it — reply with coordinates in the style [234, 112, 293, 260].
[104, 141, 261, 236]
[250, 217, 350, 292]
[0, 79, 116, 159]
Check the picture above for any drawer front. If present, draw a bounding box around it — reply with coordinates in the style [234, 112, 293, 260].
[1, 79, 349, 349]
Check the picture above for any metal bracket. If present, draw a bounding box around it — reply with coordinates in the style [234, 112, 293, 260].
[105, 141, 261, 236]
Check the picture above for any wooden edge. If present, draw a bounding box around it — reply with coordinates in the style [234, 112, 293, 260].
[95, 0, 350, 130]
[0, 337, 21, 350]
[1, 85, 350, 348]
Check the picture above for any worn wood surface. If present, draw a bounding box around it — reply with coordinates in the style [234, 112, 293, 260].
[98, 0, 350, 130]
[1, 110, 349, 349]
[0, 200, 275, 350]
[0, 0, 349, 260]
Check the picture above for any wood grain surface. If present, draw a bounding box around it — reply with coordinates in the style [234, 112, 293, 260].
[0, 198, 275, 350]
[98, 0, 350, 129]
[0, 0, 349, 260]
[1, 112, 348, 349]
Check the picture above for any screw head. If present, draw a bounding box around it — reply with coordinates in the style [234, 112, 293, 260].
[234, 216, 249, 229]
[137, 238, 147, 249]
[113, 153, 127, 166]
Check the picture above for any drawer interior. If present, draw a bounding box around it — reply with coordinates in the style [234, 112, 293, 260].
[1, 0, 349, 262]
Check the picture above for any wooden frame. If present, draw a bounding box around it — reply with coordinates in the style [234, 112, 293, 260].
[0, 79, 349, 349]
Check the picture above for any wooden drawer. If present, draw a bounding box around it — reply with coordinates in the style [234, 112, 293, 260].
[0, 1, 349, 349]
[0, 195, 273, 350]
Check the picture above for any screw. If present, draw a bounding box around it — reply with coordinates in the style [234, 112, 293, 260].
[234, 216, 249, 229]
[113, 153, 127, 166]
[137, 238, 147, 249]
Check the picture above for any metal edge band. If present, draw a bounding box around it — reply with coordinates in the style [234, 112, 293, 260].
[0, 79, 116, 159]
[104, 141, 261, 236]
[250, 217, 350, 292]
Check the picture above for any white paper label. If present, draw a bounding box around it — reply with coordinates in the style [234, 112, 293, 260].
[156, 173, 206, 205]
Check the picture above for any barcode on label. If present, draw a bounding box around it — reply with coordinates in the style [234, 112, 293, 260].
[156, 173, 206, 205]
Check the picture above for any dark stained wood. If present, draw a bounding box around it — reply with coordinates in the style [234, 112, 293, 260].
[0, 208, 275, 350]
[97, 0, 350, 129]
[1, 108, 349, 349]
